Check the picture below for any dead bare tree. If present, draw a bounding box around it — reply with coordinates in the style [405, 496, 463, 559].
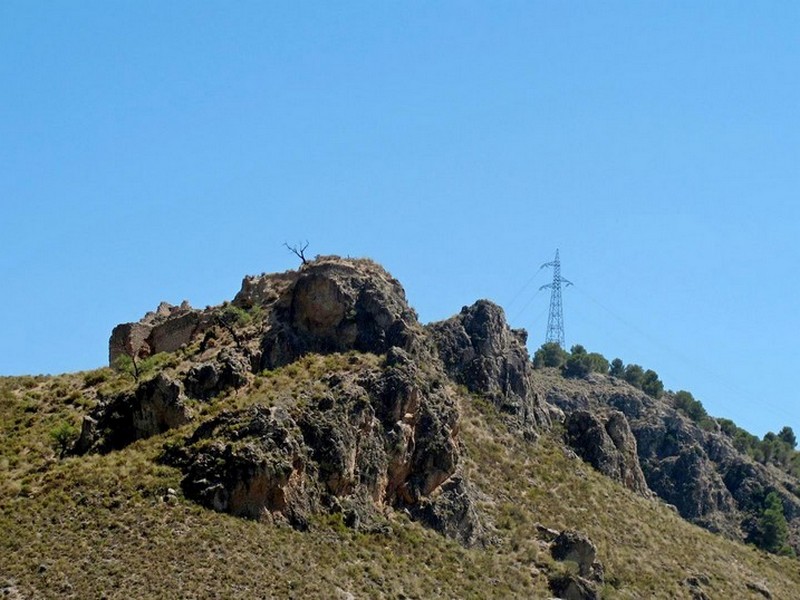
[283, 241, 309, 265]
[118, 340, 141, 382]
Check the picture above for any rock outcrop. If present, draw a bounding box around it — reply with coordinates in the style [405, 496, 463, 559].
[167, 345, 469, 540]
[428, 300, 551, 436]
[109, 301, 204, 365]
[544, 374, 800, 550]
[175, 405, 314, 526]
[548, 573, 600, 600]
[410, 474, 488, 547]
[550, 530, 604, 582]
[547, 529, 604, 600]
[256, 259, 423, 369]
[183, 348, 250, 400]
[76, 373, 192, 453]
[102, 257, 506, 545]
[564, 410, 650, 496]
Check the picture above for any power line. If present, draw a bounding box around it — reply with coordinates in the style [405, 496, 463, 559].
[570, 284, 798, 429]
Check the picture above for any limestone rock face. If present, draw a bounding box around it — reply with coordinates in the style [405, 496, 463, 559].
[256, 258, 422, 369]
[76, 373, 191, 453]
[169, 346, 473, 541]
[428, 300, 551, 435]
[564, 410, 650, 496]
[109, 301, 205, 365]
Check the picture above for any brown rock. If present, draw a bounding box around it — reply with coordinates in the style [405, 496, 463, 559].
[259, 258, 421, 369]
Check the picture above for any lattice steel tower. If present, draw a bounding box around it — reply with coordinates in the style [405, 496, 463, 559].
[540, 249, 573, 348]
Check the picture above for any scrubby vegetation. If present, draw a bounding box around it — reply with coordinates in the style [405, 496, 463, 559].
[3, 353, 800, 598]
[533, 343, 665, 399]
[670, 387, 800, 480]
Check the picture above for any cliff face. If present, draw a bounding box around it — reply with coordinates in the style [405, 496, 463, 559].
[427, 300, 552, 438]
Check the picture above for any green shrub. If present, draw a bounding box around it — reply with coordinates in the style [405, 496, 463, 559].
[640, 369, 663, 398]
[752, 492, 793, 555]
[533, 342, 568, 369]
[673, 391, 707, 421]
[50, 421, 78, 458]
[609, 358, 625, 378]
[623, 364, 644, 388]
[561, 347, 588, 379]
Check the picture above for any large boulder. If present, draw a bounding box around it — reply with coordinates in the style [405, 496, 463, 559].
[183, 349, 250, 400]
[428, 300, 551, 435]
[410, 474, 488, 548]
[550, 530, 604, 582]
[547, 529, 604, 599]
[548, 574, 599, 600]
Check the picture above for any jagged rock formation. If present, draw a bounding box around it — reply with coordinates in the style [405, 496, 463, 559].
[95, 255, 800, 556]
[428, 300, 551, 436]
[166, 346, 464, 533]
[93, 257, 500, 545]
[564, 409, 650, 496]
[543, 374, 800, 550]
[109, 301, 204, 365]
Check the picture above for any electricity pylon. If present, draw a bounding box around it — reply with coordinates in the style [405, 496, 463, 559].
[540, 249, 572, 348]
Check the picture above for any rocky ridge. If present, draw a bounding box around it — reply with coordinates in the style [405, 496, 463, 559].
[82, 257, 498, 546]
[82, 255, 800, 561]
[542, 371, 800, 551]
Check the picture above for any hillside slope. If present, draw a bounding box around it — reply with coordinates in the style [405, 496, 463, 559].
[2, 256, 798, 599]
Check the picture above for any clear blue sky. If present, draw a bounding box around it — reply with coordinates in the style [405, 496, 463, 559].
[2, 2, 798, 438]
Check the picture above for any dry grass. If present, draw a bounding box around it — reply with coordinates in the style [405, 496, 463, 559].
[1, 358, 799, 599]
[460, 395, 800, 599]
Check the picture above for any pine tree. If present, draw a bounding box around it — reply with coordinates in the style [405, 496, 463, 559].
[757, 491, 792, 555]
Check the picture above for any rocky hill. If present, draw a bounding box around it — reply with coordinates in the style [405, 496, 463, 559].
[2, 256, 799, 599]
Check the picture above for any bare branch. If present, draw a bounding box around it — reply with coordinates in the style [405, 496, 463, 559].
[283, 241, 309, 265]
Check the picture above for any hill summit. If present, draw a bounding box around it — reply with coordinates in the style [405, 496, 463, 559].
[2, 255, 799, 599]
